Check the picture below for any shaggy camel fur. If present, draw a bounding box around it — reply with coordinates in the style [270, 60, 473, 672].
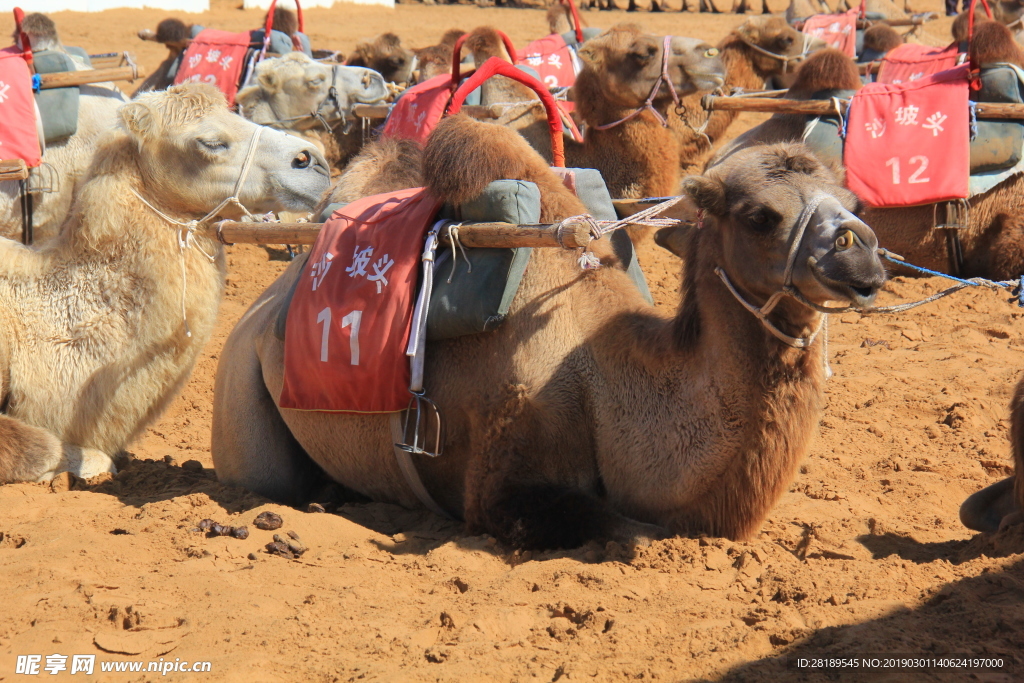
[312, 137, 424, 214]
[670, 17, 827, 173]
[236, 53, 389, 170]
[862, 24, 904, 59]
[1, 17, 128, 243]
[707, 42, 1024, 279]
[413, 29, 466, 82]
[211, 117, 886, 548]
[563, 26, 726, 199]
[0, 84, 329, 484]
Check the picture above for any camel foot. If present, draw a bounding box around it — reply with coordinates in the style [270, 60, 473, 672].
[608, 519, 671, 548]
[36, 447, 117, 483]
[960, 477, 1019, 533]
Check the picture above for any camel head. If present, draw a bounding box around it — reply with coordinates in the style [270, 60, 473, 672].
[237, 53, 388, 133]
[574, 25, 725, 112]
[118, 84, 329, 217]
[346, 32, 416, 85]
[682, 143, 886, 317]
[138, 17, 192, 54]
[732, 16, 827, 82]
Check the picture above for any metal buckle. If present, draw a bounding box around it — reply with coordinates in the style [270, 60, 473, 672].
[395, 390, 443, 458]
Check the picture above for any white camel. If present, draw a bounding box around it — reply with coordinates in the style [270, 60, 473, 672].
[0, 83, 330, 484]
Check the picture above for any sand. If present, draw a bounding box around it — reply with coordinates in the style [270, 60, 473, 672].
[3, 1, 1024, 681]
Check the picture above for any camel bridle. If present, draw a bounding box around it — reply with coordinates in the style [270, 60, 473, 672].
[713, 192, 829, 349]
[738, 32, 813, 75]
[130, 125, 266, 337]
[594, 35, 681, 130]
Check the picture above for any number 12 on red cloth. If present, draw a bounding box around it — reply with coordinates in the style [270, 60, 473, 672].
[844, 65, 970, 208]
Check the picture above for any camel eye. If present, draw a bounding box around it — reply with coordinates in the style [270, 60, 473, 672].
[835, 229, 855, 251]
[198, 138, 228, 152]
[746, 207, 777, 231]
[704, 48, 719, 58]
[782, 36, 794, 48]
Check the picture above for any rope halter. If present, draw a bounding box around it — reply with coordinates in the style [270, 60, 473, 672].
[714, 192, 829, 349]
[594, 35, 680, 130]
[739, 32, 813, 75]
[130, 125, 265, 337]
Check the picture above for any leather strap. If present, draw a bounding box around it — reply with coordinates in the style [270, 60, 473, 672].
[389, 413, 453, 519]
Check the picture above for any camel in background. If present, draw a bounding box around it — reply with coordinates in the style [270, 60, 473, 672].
[0, 84, 330, 484]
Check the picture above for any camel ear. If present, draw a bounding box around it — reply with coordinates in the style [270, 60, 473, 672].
[654, 226, 689, 258]
[577, 42, 603, 67]
[257, 67, 281, 94]
[681, 175, 727, 217]
[119, 101, 158, 142]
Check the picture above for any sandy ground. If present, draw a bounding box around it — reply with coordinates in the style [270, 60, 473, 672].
[5, 1, 1024, 682]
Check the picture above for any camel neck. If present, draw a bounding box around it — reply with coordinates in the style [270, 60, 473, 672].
[719, 35, 780, 89]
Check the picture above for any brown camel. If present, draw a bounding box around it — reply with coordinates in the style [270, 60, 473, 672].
[707, 38, 1024, 279]
[0, 84, 329, 484]
[413, 29, 466, 82]
[210, 118, 886, 549]
[670, 16, 828, 172]
[563, 26, 726, 199]
[861, 23, 905, 60]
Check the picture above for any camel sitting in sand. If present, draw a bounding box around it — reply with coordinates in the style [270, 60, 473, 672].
[236, 53, 389, 169]
[0, 84, 329, 484]
[346, 33, 416, 85]
[0, 14, 129, 244]
[708, 35, 1024, 280]
[671, 16, 828, 173]
[211, 116, 886, 548]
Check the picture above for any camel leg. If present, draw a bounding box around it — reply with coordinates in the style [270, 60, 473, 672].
[465, 402, 668, 549]
[0, 415, 116, 483]
[211, 317, 327, 506]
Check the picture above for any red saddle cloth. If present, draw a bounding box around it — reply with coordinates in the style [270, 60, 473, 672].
[173, 29, 250, 106]
[517, 34, 578, 89]
[876, 43, 960, 85]
[279, 188, 441, 413]
[844, 65, 969, 208]
[382, 73, 454, 145]
[801, 9, 858, 58]
[0, 47, 41, 168]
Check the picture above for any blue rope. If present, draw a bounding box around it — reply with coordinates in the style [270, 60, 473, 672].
[881, 251, 1024, 307]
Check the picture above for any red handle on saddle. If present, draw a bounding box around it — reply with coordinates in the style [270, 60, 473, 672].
[446, 56, 565, 167]
[262, 0, 304, 57]
[560, 0, 584, 45]
[450, 29, 518, 93]
[13, 7, 32, 65]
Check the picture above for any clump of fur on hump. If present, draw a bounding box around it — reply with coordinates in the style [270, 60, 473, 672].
[862, 24, 902, 54]
[423, 116, 586, 222]
[265, 6, 298, 36]
[786, 48, 862, 99]
[314, 137, 424, 215]
[970, 21, 1024, 68]
[464, 26, 513, 62]
[20, 12, 60, 51]
[154, 18, 190, 46]
[952, 11, 991, 43]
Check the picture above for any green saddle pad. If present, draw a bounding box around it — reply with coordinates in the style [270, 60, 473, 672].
[32, 49, 80, 143]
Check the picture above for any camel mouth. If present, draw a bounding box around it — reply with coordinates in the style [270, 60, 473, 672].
[808, 260, 881, 308]
[690, 73, 726, 91]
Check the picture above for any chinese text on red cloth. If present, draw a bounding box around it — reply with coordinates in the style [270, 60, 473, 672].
[173, 29, 250, 106]
[845, 65, 969, 208]
[279, 188, 442, 413]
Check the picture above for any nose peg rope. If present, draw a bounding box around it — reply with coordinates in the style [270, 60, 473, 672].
[129, 126, 266, 337]
[594, 35, 680, 131]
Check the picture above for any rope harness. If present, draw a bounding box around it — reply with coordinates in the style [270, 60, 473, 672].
[714, 193, 829, 348]
[130, 126, 264, 337]
[594, 36, 680, 130]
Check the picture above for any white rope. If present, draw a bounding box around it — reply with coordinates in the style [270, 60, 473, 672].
[129, 126, 265, 337]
